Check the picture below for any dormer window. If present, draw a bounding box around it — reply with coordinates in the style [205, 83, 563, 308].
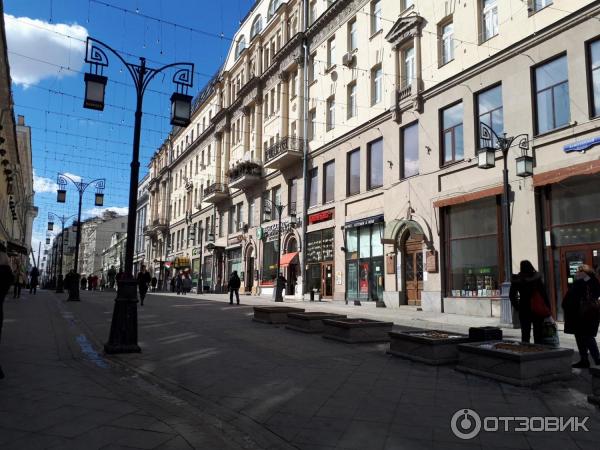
[235, 35, 246, 60]
[268, 0, 282, 21]
[251, 15, 263, 39]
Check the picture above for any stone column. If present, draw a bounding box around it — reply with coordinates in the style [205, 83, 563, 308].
[279, 71, 289, 139]
[413, 33, 422, 93]
[255, 98, 263, 162]
[296, 61, 304, 141]
[215, 132, 223, 183]
[243, 106, 251, 159]
[223, 126, 231, 182]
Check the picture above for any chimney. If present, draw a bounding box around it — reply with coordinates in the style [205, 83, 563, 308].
[17, 115, 25, 126]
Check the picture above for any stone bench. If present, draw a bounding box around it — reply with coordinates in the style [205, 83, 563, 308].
[322, 318, 393, 343]
[388, 329, 471, 365]
[252, 306, 305, 324]
[456, 340, 573, 386]
[285, 312, 347, 333]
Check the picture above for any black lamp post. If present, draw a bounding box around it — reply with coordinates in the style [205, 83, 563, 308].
[477, 122, 532, 327]
[262, 199, 297, 302]
[56, 173, 105, 301]
[48, 212, 77, 294]
[83, 37, 194, 354]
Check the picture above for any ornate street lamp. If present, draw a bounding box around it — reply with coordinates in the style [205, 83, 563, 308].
[478, 122, 532, 327]
[48, 211, 77, 294]
[48, 221, 54, 231]
[57, 189, 66, 203]
[83, 37, 194, 354]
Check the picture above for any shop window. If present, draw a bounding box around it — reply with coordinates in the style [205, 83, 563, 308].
[588, 39, 600, 118]
[347, 148, 360, 196]
[323, 160, 335, 203]
[534, 55, 570, 134]
[262, 241, 278, 282]
[477, 84, 503, 148]
[401, 122, 419, 179]
[445, 197, 501, 297]
[345, 220, 384, 302]
[367, 138, 383, 190]
[441, 102, 464, 164]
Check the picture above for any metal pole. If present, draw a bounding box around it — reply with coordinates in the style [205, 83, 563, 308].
[56, 223, 65, 293]
[275, 206, 283, 302]
[37, 241, 41, 268]
[500, 145, 514, 327]
[68, 191, 84, 301]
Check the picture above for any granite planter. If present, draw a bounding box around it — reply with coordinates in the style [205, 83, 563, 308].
[322, 318, 393, 343]
[252, 306, 305, 324]
[286, 312, 347, 333]
[456, 341, 573, 386]
[588, 367, 600, 407]
[388, 329, 471, 365]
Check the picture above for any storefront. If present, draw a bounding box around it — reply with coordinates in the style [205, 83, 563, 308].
[345, 215, 384, 303]
[226, 247, 242, 283]
[306, 228, 335, 298]
[202, 255, 213, 292]
[538, 173, 600, 319]
[261, 241, 278, 284]
[191, 248, 201, 292]
[442, 196, 503, 299]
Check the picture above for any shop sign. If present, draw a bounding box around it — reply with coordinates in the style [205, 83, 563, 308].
[345, 214, 384, 229]
[256, 227, 264, 240]
[192, 247, 201, 256]
[263, 219, 300, 242]
[564, 135, 600, 153]
[309, 209, 334, 224]
[227, 235, 243, 246]
[173, 256, 191, 268]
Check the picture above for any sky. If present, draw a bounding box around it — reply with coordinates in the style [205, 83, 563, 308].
[4, 0, 255, 263]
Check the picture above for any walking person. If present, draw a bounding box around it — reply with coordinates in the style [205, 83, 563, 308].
[108, 266, 116, 289]
[151, 276, 158, 293]
[562, 264, 600, 368]
[13, 265, 24, 299]
[137, 265, 152, 306]
[29, 266, 39, 295]
[175, 272, 183, 295]
[182, 273, 192, 295]
[509, 260, 551, 344]
[229, 270, 241, 305]
[80, 275, 87, 291]
[0, 244, 15, 379]
[170, 276, 176, 293]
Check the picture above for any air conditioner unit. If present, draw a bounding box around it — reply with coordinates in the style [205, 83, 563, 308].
[342, 52, 355, 67]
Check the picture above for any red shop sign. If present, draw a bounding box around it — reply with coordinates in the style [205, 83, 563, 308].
[308, 209, 334, 224]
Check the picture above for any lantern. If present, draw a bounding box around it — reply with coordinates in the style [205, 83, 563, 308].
[170, 92, 192, 126]
[57, 189, 66, 203]
[94, 192, 104, 206]
[477, 147, 496, 169]
[83, 73, 108, 111]
[48, 221, 54, 231]
[516, 154, 534, 177]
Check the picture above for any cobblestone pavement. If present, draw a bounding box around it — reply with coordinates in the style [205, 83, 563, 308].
[1, 288, 599, 449]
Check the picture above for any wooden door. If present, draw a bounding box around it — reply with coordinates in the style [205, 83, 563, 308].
[404, 239, 424, 306]
[559, 244, 600, 302]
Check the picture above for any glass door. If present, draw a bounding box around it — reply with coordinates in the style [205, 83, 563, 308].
[322, 263, 333, 298]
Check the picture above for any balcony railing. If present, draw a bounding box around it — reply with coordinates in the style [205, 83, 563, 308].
[227, 160, 262, 183]
[398, 84, 412, 101]
[265, 136, 304, 163]
[203, 182, 228, 198]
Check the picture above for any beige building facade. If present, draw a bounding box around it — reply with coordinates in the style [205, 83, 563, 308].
[146, 0, 600, 318]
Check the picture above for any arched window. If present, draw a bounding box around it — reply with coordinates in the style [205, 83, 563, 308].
[250, 15, 263, 39]
[268, 0, 282, 21]
[235, 35, 246, 59]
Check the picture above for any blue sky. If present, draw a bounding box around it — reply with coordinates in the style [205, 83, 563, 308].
[4, 0, 255, 258]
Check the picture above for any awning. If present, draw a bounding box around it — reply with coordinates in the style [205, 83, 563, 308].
[7, 240, 28, 255]
[381, 219, 425, 245]
[280, 252, 299, 267]
[432, 185, 503, 208]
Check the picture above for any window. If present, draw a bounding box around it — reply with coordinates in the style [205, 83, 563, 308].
[219, 211, 224, 237]
[308, 168, 318, 207]
[347, 82, 357, 118]
[289, 178, 297, 214]
[371, 65, 382, 105]
[268, 0, 282, 21]
[477, 84, 503, 148]
[445, 197, 501, 297]
[309, 0, 317, 25]
[251, 15, 263, 39]
[272, 186, 281, 220]
[290, 71, 297, 98]
[262, 191, 271, 222]
[531, 0, 552, 12]
[481, 0, 498, 42]
[236, 203, 244, 231]
[309, 52, 316, 83]
[402, 46, 415, 88]
[248, 198, 255, 227]
[535, 55, 570, 134]
[442, 102, 464, 164]
[323, 160, 335, 203]
[308, 108, 316, 140]
[589, 39, 600, 118]
[326, 96, 335, 131]
[367, 138, 383, 190]
[441, 21, 454, 65]
[327, 36, 336, 68]
[348, 18, 358, 51]
[401, 122, 419, 179]
[402, 0, 414, 10]
[371, 0, 382, 34]
[347, 149, 360, 196]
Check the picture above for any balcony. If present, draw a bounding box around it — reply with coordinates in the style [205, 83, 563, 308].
[203, 182, 229, 204]
[264, 136, 304, 171]
[227, 160, 262, 190]
[144, 217, 168, 237]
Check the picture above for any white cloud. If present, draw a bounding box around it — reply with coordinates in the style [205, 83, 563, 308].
[4, 14, 88, 86]
[84, 206, 129, 218]
[62, 172, 82, 183]
[33, 170, 58, 193]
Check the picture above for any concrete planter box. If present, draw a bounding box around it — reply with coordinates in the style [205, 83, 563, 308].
[589, 367, 600, 407]
[286, 312, 347, 333]
[252, 306, 305, 324]
[322, 318, 393, 343]
[388, 330, 471, 365]
[456, 341, 573, 386]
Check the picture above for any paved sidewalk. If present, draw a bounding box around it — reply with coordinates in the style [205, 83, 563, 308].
[0, 290, 292, 450]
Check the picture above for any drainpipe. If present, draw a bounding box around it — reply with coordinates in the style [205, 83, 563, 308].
[300, 0, 309, 300]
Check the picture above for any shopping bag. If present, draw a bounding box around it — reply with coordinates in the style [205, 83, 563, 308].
[541, 317, 560, 348]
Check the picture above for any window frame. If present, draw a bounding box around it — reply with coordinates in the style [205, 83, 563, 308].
[371, 0, 382, 35]
[439, 19, 454, 66]
[400, 121, 419, 180]
[327, 36, 336, 69]
[475, 82, 504, 151]
[323, 160, 336, 204]
[308, 168, 319, 208]
[371, 64, 382, 106]
[326, 96, 335, 131]
[481, 0, 499, 43]
[348, 17, 358, 52]
[367, 138, 384, 190]
[531, 52, 570, 136]
[586, 36, 600, 119]
[347, 81, 357, 119]
[347, 148, 360, 197]
[440, 100, 465, 166]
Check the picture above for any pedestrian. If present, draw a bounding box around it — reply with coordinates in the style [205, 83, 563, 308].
[229, 270, 241, 305]
[0, 243, 15, 379]
[175, 272, 183, 295]
[29, 266, 39, 295]
[170, 276, 175, 293]
[108, 266, 117, 289]
[87, 276, 93, 291]
[64, 269, 78, 299]
[80, 275, 87, 291]
[151, 276, 157, 293]
[13, 265, 24, 299]
[137, 265, 152, 306]
[562, 264, 600, 368]
[182, 273, 192, 295]
[509, 260, 551, 344]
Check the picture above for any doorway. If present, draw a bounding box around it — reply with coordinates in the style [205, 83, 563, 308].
[322, 262, 333, 298]
[560, 244, 600, 302]
[404, 237, 424, 306]
[246, 246, 255, 293]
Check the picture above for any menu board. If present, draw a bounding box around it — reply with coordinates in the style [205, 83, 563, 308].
[322, 229, 334, 261]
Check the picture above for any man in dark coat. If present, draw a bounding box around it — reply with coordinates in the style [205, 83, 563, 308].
[509, 260, 551, 344]
[107, 266, 117, 289]
[229, 271, 241, 305]
[29, 266, 39, 295]
[562, 264, 600, 368]
[137, 265, 152, 306]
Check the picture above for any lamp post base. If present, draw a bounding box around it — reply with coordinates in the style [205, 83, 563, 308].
[104, 279, 141, 354]
[499, 281, 518, 328]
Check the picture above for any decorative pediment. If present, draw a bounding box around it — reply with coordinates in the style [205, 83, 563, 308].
[385, 15, 425, 48]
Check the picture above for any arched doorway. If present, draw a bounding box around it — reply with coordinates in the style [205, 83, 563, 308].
[285, 236, 299, 295]
[245, 245, 255, 293]
[401, 232, 424, 306]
